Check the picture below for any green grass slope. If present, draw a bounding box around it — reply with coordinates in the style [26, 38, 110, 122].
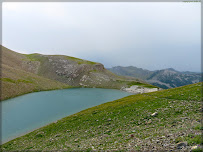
[2, 82, 202, 151]
[1, 46, 71, 101]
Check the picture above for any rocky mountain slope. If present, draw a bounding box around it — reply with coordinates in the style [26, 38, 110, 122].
[1, 47, 157, 100]
[2, 82, 201, 151]
[24, 53, 135, 89]
[108, 66, 201, 89]
[22, 53, 153, 90]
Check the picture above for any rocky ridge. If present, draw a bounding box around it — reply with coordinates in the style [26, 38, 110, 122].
[23, 53, 156, 91]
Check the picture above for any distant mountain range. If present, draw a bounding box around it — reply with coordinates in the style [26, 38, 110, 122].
[108, 66, 201, 89]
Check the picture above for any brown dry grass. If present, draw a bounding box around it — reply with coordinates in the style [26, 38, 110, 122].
[1, 46, 70, 101]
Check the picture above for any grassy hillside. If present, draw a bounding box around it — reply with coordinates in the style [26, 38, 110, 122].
[2, 82, 202, 151]
[1, 46, 71, 101]
[1, 64, 71, 101]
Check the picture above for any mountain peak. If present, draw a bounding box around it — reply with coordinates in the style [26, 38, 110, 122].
[108, 66, 201, 89]
[165, 68, 177, 72]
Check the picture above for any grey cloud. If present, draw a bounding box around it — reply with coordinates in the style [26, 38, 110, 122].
[3, 2, 201, 72]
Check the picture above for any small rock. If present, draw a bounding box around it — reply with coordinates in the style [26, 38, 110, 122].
[128, 143, 131, 147]
[167, 134, 172, 137]
[148, 119, 152, 124]
[151, 112, 158, 117]
[105, 122, 111, 126]
[74, 138, 78, 142]
[164, 144, 169, 147]
[105, 130, 111, 133]
[176, 142, 187, 149]
[36, 132, 44, 137]
[55, 134, 60, 137]
[36, 131, 44, 135]
[191, 145, 198, 150]
[107, 118, 112, 121]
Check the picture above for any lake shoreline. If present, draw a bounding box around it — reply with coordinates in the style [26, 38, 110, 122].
[2, 88, 132, 144]
[2, 83, 201, 151]
[1, 85, 72, 102]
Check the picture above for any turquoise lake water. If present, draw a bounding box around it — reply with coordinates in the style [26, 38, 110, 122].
[1, 88, 132, 144]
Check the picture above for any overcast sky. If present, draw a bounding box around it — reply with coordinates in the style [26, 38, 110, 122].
[3, 2, 201, 72]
